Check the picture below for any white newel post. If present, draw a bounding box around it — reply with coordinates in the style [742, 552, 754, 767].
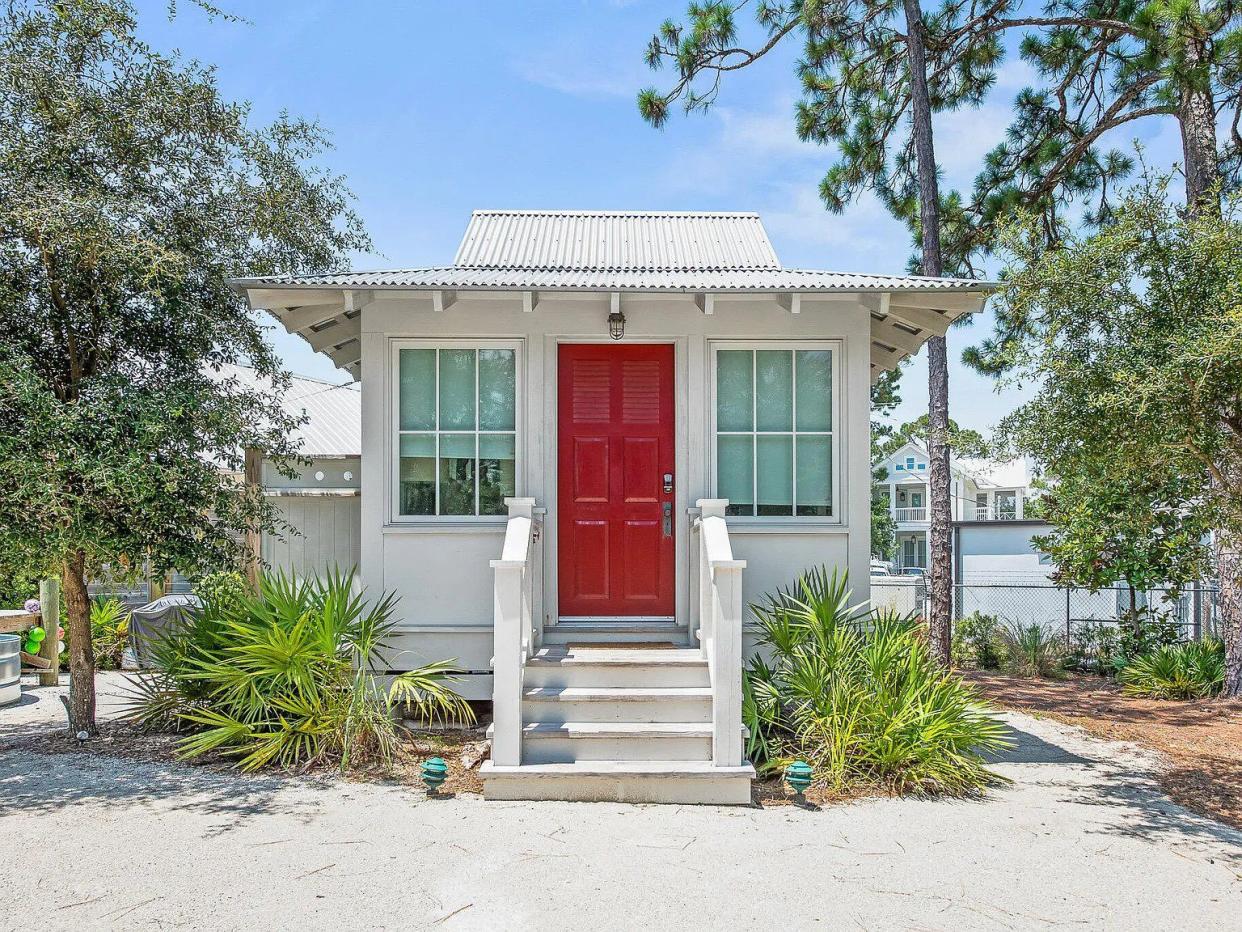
[490, 497, 536, 768]
[695, 498, 746, 769]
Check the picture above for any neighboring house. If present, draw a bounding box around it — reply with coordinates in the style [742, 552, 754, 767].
[225, 365, 363, 579]
[877, 440, 1050, 579]
[233, 209, 992, 803]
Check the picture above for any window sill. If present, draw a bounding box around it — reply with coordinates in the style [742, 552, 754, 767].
[725, 522, 848, 535]
[383, 521, 508, 534]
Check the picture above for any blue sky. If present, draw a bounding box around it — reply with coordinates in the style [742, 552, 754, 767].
[134, 0, 1186, 435]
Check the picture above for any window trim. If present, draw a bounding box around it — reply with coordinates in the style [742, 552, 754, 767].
[389, 338, 524, 523]
[708, 340, 842, 525]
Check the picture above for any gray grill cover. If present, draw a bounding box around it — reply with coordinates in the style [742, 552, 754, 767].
[128, 594, 203, 668]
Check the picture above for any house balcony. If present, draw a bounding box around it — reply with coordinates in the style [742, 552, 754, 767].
[893, 506, 927, 523]
[973, 505, 1020, 521]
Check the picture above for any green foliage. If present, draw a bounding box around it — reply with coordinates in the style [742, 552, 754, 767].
[1065, 623, 1122, 674]
[880, 415, 991, 461]
[0, 0, 369, 728]
[90, 597, 128, 670]
[952, 611, 1006, 670]
[978, 181, 1242, 691]
[997, 621, 1064, 678]
[127, 570, 473, 773]
[192, 572, 249, 615]
[745, 568, 1011, 796]
[1118, 639, 1226, 699]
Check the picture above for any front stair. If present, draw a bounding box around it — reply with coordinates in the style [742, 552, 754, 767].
[480, 644, 755, 804]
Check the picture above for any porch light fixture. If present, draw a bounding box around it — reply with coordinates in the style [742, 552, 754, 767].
[608, 308, 626, 340]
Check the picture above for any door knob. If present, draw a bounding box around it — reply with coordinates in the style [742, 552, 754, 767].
[662, 501, 673, 538]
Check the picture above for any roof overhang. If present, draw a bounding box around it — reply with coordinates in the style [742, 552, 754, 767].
[232, 281, 994, 383]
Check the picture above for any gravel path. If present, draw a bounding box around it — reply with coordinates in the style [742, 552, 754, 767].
[2, 674, 1239, 930]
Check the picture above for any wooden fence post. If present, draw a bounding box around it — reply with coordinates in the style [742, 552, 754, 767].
[244, 447, 263, 591]
[38, 577, 60, 687]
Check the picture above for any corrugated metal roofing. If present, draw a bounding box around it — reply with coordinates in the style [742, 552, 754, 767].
[453, 210, 780, 271]
[221, 364, 360, 456]
[234, 265, 987, 293]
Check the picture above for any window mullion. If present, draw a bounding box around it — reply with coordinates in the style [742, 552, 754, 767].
[791, 349, 798, 515]
[751, 350, 758, 517]
[474, 349, 480, 516]
[434, 349, 441, 516]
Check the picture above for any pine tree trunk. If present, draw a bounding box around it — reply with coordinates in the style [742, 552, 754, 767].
[903, 0, 952, 665]
[1177, 12, 1219, 215]
[1218, 533, 1242, 698]
[62, 550, 97, 735]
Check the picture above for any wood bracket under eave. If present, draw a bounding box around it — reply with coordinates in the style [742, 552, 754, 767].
[522, 291, 538, 313]
[343, 290, 373, 313]
[777, 293, 801, 314]
[432, 290, 458, 313]
[328, 342, 362, 371]
[610, 292, 622, 315]
[695, 293, 715, 315]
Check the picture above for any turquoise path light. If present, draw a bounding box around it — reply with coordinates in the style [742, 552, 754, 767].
[421, 757, 448, 793]
[785, 760, 813, 797]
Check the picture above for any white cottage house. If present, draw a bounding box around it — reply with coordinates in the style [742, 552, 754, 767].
[233, 210, 992, 803]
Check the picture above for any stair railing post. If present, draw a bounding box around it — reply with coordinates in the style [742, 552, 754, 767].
[712, 562, 745, 768]
[695, 498, 745, 769]
[491, 497, 537, 768]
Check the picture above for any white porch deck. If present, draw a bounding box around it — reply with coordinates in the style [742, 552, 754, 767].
[479, 497, 756, 804]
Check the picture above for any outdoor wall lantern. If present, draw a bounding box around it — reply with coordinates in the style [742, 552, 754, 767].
[608, 308, 626, 340]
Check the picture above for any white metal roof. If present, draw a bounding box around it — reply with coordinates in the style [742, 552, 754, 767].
[234, 265, 985, 293]
[222, 364, 360, 457]
[453, 210, 780, 271]
[231, 209, 996, 382]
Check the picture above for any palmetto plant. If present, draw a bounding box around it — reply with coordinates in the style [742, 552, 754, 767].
[1118, 639, 1225, 700]
[745, 568, 1011, 796]
[128, 570, 473, 772]
[90, 596, 129, 670]
[998, 621, 1064, 679]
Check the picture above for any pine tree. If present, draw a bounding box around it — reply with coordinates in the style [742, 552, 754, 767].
[640, 0, 1005, 662]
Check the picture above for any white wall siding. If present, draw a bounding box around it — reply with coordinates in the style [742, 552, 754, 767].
[262, 496, 361, 579]
[359, 291, 874, 677]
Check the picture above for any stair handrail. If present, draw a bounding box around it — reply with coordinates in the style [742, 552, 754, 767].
[693, 498, 746, 768]
[490, 497, 540, 767]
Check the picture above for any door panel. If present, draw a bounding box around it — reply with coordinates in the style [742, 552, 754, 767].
[558, 344, 675, 616]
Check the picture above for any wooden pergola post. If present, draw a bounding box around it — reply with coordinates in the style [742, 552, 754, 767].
[37, 577, 60, 687]
[244, 447, 262, 591]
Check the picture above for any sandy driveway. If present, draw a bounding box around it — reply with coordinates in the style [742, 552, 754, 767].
[1, 673, 1239, 931]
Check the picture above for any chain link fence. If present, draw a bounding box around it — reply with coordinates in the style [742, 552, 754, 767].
[871, 578, 1221, 643]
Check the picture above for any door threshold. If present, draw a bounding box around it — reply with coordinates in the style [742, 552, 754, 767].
[556, 616, 678, 626]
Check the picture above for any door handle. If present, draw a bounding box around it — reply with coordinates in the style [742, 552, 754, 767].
[662, 501, 672, 538]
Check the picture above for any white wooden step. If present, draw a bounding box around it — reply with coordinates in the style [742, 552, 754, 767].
[480, 760, 756, 805]
[523, 647, 709, 688]
[521, 686, 712, 724]
[518, 720, 712, 763]
[542, 621, 689, 646]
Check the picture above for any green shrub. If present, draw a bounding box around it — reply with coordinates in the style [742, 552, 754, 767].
[1065, 623, 1121, 674]
[1112, 607, 1184, 673]
[1117, 639, 1225, 699]
[90, 597, 129, 670]
[191, 571, 249, 614]
[998, 621, 1064, 678]
[127, 569, 473, 772]
[952, 611, 1006, 669]
[745, 567, 1012, 796]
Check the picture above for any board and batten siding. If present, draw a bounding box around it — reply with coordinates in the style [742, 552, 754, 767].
[357, 293, 873, 695]
[260, 456, 362, 580]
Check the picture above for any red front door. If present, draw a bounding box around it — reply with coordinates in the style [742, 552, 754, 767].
[557, 343, 675, 617]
